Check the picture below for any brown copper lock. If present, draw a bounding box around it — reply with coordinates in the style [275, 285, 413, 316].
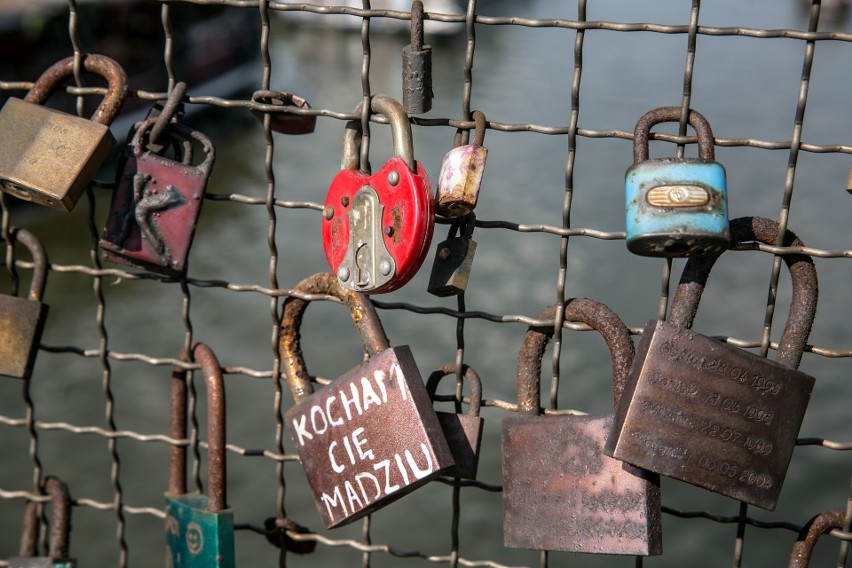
[787, 511, 845, 568]
[0, 54, 128, 211]
[10, 476, 74, 567]
[250, 90, 316, 135]
[427, 213, 477, 297]
[607, 216, 818, 510]
[502, 298, 662, 554]
[279, 273, 453, 528]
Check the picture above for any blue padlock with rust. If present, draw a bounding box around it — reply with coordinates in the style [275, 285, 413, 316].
[625, 106, 729, 257]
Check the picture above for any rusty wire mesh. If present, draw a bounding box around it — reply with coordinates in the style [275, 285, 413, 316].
[1, 0, 852, 567]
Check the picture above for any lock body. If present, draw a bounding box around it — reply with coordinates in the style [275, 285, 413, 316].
[435, 411, 482, 479]
[606, 320, 814, 510]
[436, 144, 487, 217]
[0, 295, 48, 379]
[626, 158, 729, 257]
[427, 234, 476, 297]
[165, 494, 235, 568]
[285, 346, 454, 528]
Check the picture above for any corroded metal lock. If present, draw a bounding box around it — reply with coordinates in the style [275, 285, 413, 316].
[166, 343, 234, 567]
[402, 0, 432, 114]
[0, 54, 128, 211]
[99, 117, 215, 277]
[0, 228, 49, 380]
[435, 111, 488, 217]
[788, 510, 846, 568]
[427, 213, 476, 297]
[10, 476, 76, 568]
[426, 362, 484, 479]
[280, 273, 453, 528]
[606, 216, 817, 510]
[250, 90, 316, 135]
[625, 106, 729, 257]
[503, 299, 662, 555]
[321, 96, 435, 294]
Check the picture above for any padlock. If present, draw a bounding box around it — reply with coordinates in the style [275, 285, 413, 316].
[166, 343, 234, 567]
[99, 117, 215, 277]
[503, 298, 662, 555]
[427, 213, 477, 297]
[0, 54, 128, 211]
[0, 228, 49, 380]
[606, 216, 817, 510]
[435, 111, 488, 217]
[625, 106, 729, 257]
[10, 476, 75, 568]
[788, 510, 845, 568]
[321, 95, 435, 294]
[425, 362, 484, 479]
[250, 90, 316, 135]
[279, 272, 453, 528]
[402, 0, 433, 114]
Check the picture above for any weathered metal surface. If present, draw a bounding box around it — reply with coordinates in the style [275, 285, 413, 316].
[787, 511, 845, 568]
[402, 0, 432, 114]
[435, 111, 488, 217]
[10, 476, 75, 567]
[427, 214, 477, 297]
[263, 516, 317, 555]
[251, 89, 316, 135]
[0, 54, 128, 211]
[337, 185, 397, 291]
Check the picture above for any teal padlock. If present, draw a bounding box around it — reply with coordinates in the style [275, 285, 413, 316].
[165, 343, 234, 568]
[10, 476, 76, 568]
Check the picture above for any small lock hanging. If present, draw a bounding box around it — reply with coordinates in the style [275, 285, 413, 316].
[250, 90, 316, 135]
[0, 54, 128, 211]
[606, 216, 817, 510]
[435, 111, 488, 217]
[0, 228, 49, 380]
[10, 476, 75, 568]
[427, 213, 477, 297]
[787, 511, 846, 568]
[99, 110, 215, 277]
[502, 298, 662, 554]
[625, 106, 729, 257]
[166, 343, 234, 568]
[321, 95, 435, 294]
[280, 273, 453, 529]
[425, 362, 484, 479]
[402, 0, 433, 114]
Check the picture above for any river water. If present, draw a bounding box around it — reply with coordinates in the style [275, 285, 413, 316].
[2, 1, 852, 567]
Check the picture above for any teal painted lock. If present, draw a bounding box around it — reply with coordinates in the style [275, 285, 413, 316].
[166, 343, 234, 568]
[10, 476, 76, 568]
[625, 106, 729, 257]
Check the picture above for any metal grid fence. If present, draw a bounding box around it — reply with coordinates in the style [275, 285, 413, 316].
[2, 0, 852, 566]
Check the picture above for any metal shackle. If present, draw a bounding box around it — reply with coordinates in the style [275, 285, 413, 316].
[5, 227, 48, 302]
[132, 117, 216, 172]
[19, 476, 72, 560]
[170, 342, 228, 513]
[24, 54, 129, 126]
[516, 298, 635, 417]
[250, 89, 316, 135]
[148, 81, 187, 150]
[633, 106, 716, 164]
[668, 216, 818, 370]
[787, 510, 846, 568]
[279, 272, 391, 403]
[451, 110, 487, 149]
[341, 95, 416, 173]
[426, 362, 483, 417]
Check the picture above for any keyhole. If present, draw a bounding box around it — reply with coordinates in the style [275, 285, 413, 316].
[355, 242, 371, 287]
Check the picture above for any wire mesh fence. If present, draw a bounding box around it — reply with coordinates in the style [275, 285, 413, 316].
[1, 0, 852, 566]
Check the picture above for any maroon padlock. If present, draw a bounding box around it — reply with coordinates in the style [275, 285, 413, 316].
[250, 90, 316, 135]
[100, 117, 215, 276]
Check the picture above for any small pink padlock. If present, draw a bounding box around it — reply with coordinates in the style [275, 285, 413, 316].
[435, 111, 488, 217]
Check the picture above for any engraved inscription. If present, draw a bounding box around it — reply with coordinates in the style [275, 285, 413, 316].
[696, 454, 774, 490]
[703, 391, 774, 425]
[647, 184, 710, 207]
[630, 430, 690, 461]
[640, 399, 696, 429]
[649, 370, 700, 398]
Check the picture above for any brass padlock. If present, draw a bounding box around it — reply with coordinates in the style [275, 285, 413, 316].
[788, 510, 845, 568]
[0, 228, 49, 380]
[606, 216, 818, 510]
[427, 213, 477, 297]
[10, 476, 76, 567]
[280, 272, 454, 528]
[426, 362, 484, 479]
[503, 298, 662, 554]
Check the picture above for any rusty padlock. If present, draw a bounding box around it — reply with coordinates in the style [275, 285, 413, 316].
[166, 343, 234, 567]
[280, 272, 453, 528]
[606, 216, 817, 510]
[427, 213, 477, 297]
[425, 362, 484, 479]
[402, 0, 433, 114]
[435, 111, 488, 217]
[0, 228, 49, 380]
[788, 511, 845, 568]
[99, 117, 215, 277]
[0, 54, 128, 211]
[321, 95, 434, 294]
[625, 106, 729, 257]
[10, 476, 75, 567]
[250, 90, 316, 135]
[503, 298, 662, 554]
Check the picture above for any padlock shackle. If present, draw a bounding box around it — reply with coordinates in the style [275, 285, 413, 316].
[452, 110, 487, 149]
[426, 362, 482, 417]
[45, 476, 72, 560]
[24, 54, 129, 126]
[7, 227, 48, 302]
[170, 342, 228, 513]
[516, 298, 635, 416]
[279, 272, 391, 403]
[410, 0, 425, 51]
[633, 106, 715, 164]
[133, 118, 216, 173]
[788, 510, 845, 568]
[149, 81, 187, 149]
[341, 95, 416, 173]
[668, 216, 818, 370]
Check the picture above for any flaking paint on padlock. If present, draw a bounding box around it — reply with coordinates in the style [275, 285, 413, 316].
[435, 111, 488, 217]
